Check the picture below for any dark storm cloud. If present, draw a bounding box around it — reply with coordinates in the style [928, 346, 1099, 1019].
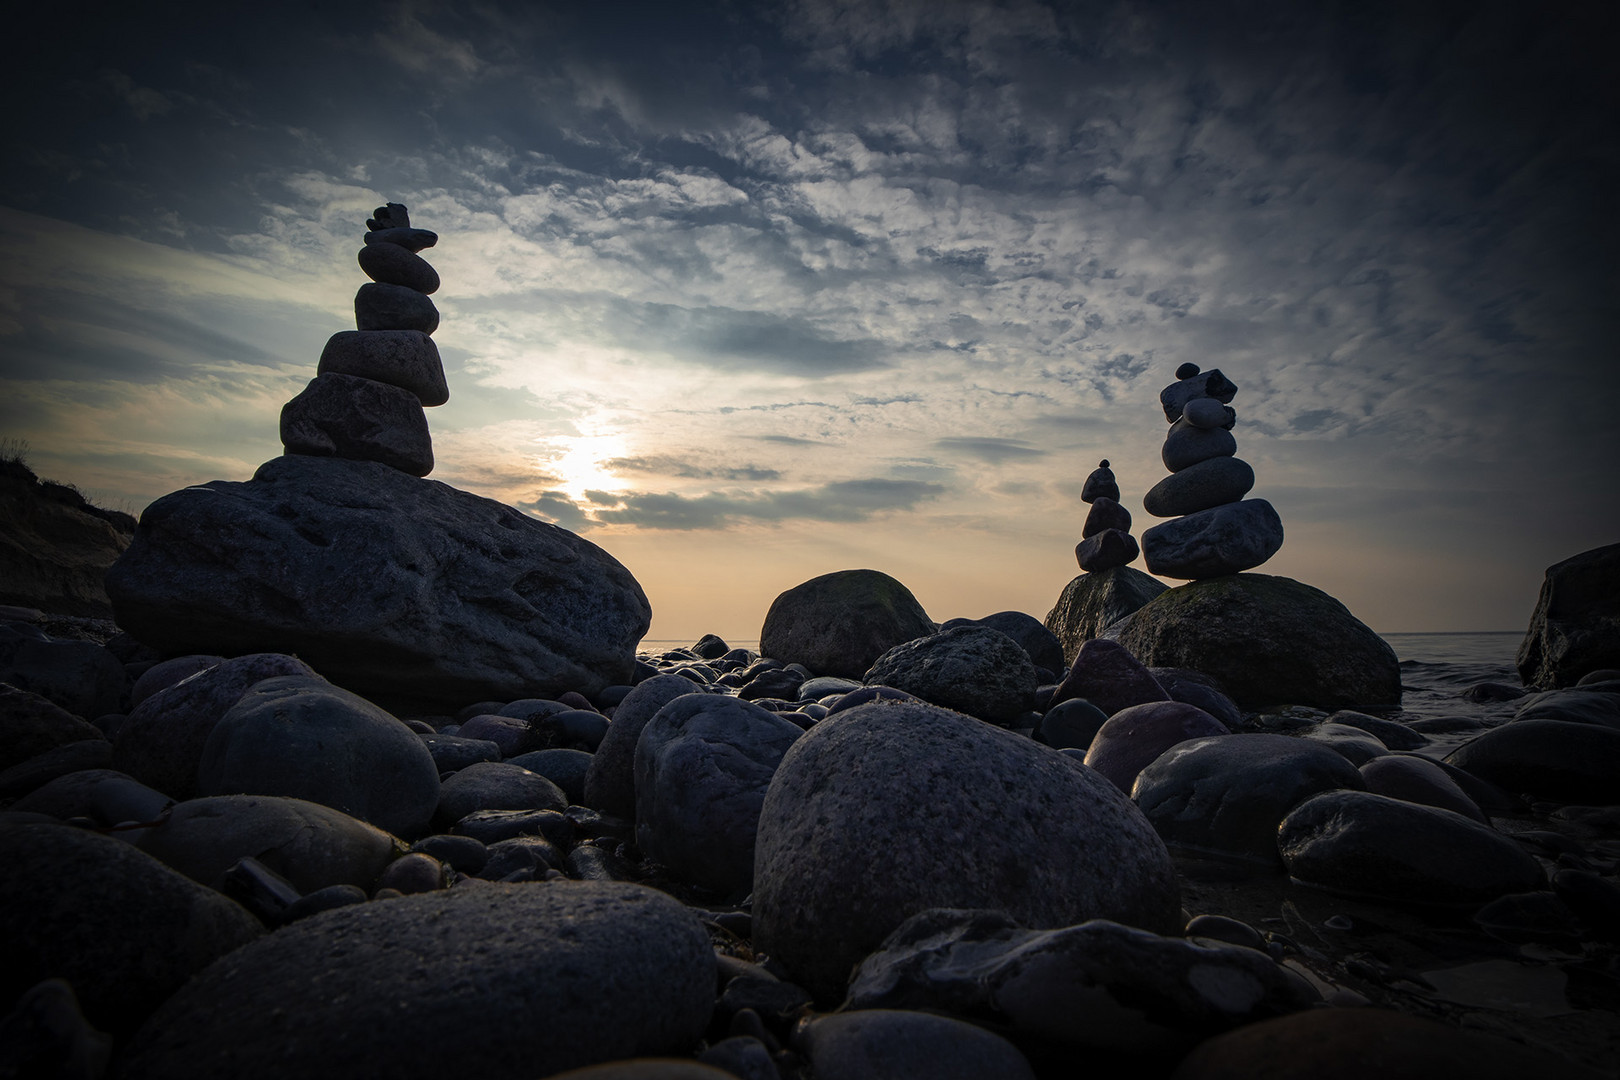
[590, 477, 946, 530]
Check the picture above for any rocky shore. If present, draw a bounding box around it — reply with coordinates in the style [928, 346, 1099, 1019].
[3, 205, 1616, 1078]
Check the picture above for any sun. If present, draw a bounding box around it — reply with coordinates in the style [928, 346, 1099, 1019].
[546, 430, 630, 500]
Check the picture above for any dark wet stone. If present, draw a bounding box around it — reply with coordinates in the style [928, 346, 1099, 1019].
[420, 732, 502, 772]
[798, 1007, 1036, 1080]
[1323, 710, 1427, 749]
[1446, 718, 1620, 804]
[1183, 914, 1266, 952]
[1358, 754, 1487, 823]
[863, 625, 1038, 725]
[435, 761, 566, 827]
[1084, 701, 1229, 793]
[0, 739, 112, 800]
[1461, 681, 1527, 703]
[824, 685, 919, 715]
[1516, 541, 1620, 690]
[1301, 722, 1389, 766]
[281, 883, 367, 922]
[10, 768, 170, 826]
[479, 835, 565, 878]
[0, 684, 106, 773]
[1473, 890, 1584, 944]
[410, 833, 488, 876]
[1150, 668, 1242, 728]
[1049, 638, 1168, 716]
[584, 674, 703, 818]
[759, 569, 935, 679]
[1142, 499, 1283, 579]
[1278, 790, 1544, 905]
[740, 668, 805, 701]
[1143, 456, 1255, 518]
[1513, 687, 1620, 729]
[1552, 868, 1620, 941]
[1034, 697, 1109, 751]
[0, 628, 125, 720]
[453, 807, 573, 847]
[529, 708, 611, 751]
[506, 747, 592, 804]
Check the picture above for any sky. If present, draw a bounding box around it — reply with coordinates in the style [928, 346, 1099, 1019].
[2, 0, 1615, 641]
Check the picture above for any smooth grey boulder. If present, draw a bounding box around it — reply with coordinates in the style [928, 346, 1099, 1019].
[106, 455, 652, 711]
[1301, 722, 1389, 766]
[752, 699, 1181, 1002]
[1076, 527, 1140, 572]
[1323, 709, 1428, 750]
[1150, 668, 1242, 728]
[1161, 417, 1237, 472]
[199, 675, 440, 837]
[280, 372, 433, 477]
[1049, 638, 1169, 716]
[137, 794, 403, 894]
[507, 748, 593, 804]
[0, 628, 124, 719]
[11, 768, 171, 826]
[939, 611, 1064, 676]
[1182, 396, 1236, 429]
[317, 330, 449, 406]
[1445, 719, 1620, 805]
[760, 569, 936, 679]
[0, 684, 104, 773]
[1142, 499, 1283, 579]
[1513, 688, 1620, 729]
[420, 732, 503, 772]
[1112, 574, 1400, 710]
[1083, 701, 1228, 793]
[584, 674, 701, 818]
[1278, 790, 1544, 905]
[0, 822, 262, 1037]
[1131, 733, 1365, 863]
[1358, 755, 1487, 824]
[354, 281, 439, 333]
[357, 241, 440, 294]
[1517, 542, 1620, 690]
[436, 760, 566, 827]
[1142, 456, 1255, 518]
[862, 625, 1038, 725]
[634, 695, 802, 896]
[1159, 367, 1237, 423]
[0, 739, 112, 799]
[112, 653, 318, 800]
[117, 881, 716, 1080]
[129, 654, 223, 708]
[1044, 567, 1168, 667]
[798, 1007, 1036, 1080]
[1034, 697, 1109, 751]
[846, 909, 1316, 1056]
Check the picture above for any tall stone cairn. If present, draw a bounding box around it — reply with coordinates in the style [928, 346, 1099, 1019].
[280, 203, 449, 477]
[1074, 459, 1140, 572]
[1140, 363, 1283, 579]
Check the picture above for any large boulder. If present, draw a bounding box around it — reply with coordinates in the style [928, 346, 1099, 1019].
[752, 699, 1181, 1002]
[0, 458, 132, 618]
[862, 625, 1038, 724]
[940, 611, 1064, 675]
[105, 454, 651, 711]
[633, 695, 802, 896]
[1110, 574, 1400, 710]
[759, 569, 935, 678]
[0, 684, 105, 773]
[1445, 719, 1620, 805]
[583, 674, 702, 819]
[1043, 567, 1168, 667]
[0, 626, 125, 720]
[199, 675, 440, 837]
[116, 881, 715, 1080]
[1517, 543, 1620, 689]
[0, 821, 262, 1037]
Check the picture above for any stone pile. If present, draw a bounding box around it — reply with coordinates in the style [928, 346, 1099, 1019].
[1141, 363, 1283, 579]
[280, 203, 448, 478]
[1074, 459, 1141, 573]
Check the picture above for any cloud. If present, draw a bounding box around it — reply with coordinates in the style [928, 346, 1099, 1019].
[606, 455, 782, 482]
[590, 477, 946, 530]
[933, 436, 1046, 463]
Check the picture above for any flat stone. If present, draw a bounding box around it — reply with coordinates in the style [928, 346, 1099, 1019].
[362, 226, 437, 252]
[1081, 495, 1131, 538]
[357, 241, 439, 294]
[1044, 567, 1168, 667]
[317, 330, 449, 406]
[281, 372, 433, 476]
[1076, 527, 1139, 572]
[1131, 733, 1365, 863]
[1143, 499, 1283, 579]
[760, 569, 936, 679]
[355, 281, 439, 334]
[1279, 790, 1544, 905]
[1516, 542, 1620, 689]
[1160, 368, 1237, 424]
[105, 455, 651, 711]
[1162, 417, 1238, 472]
[1301, 722, 1388, 765]
[752, 698, 1181, 1002]
[1143, 457, 1255, 518]
[1111, 575, 1400, 710]
[862, 624, 1038, 724]
[116, 881, 716, 1080]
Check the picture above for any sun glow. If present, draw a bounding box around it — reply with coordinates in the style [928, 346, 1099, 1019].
[544, 430, 631, 500]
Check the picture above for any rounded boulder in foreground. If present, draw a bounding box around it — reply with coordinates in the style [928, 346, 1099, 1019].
[116, 881, 716, 1080]
[752, 699, 1181, 1003]
[862, 624, 1038, 724]
[760, 569, 936, 679]
[1113, 574, 1400, 710]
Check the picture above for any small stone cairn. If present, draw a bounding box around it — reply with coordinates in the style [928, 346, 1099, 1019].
[279, 202, 449, 478]
[1140, 362, 1284, 578]
[1074, 459, 1140, 572]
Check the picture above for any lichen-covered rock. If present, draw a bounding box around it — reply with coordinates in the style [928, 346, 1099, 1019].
[863, 625, 1038, 724]
[1517, 542, 1620, 690]
[1111, 574, 1400, 710]
[106, 454, 651, 712]
[760, 569, 935, 679]
[752, 699, 1181, 1002]
[1044, 567, 1168, 668]
[116, 881, 715, 1080]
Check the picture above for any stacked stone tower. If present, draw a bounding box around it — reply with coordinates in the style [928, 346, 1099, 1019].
[280, 202, 449, 477]
[1075, 459, 1141, 572]
[1140, 363, 1283, 578]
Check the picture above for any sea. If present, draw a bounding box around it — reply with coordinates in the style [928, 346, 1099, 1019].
[640, 630, 1528, 751]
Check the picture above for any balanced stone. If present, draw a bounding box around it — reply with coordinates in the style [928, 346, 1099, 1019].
[280, 372, 434, 476]
[1082, 495, 1131, 537]
[1183, 396, 1236, 429]
[1142, 499, 1283, 579]
[355, 281, 440, 334]
[366, 202, 411, 231]
[363, 226, 438, 252]
[1077, 528, 1139, 572]
[358, 241, 440, 294]
[1080, 459, 1120, 503]
[1162, 416, 1237, 472]
[317, 330, 448, 406]
[1143, 456, 1255, 518]
[1159, 367, 1237, 423]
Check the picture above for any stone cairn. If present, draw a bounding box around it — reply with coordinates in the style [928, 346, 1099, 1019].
[1074, 459, 1141, 572]
[1140, 362, 1283, 578]
[279, 202, 449, 478]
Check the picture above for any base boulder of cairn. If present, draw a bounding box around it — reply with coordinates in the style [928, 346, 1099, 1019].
[106, 455, 650, 711]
